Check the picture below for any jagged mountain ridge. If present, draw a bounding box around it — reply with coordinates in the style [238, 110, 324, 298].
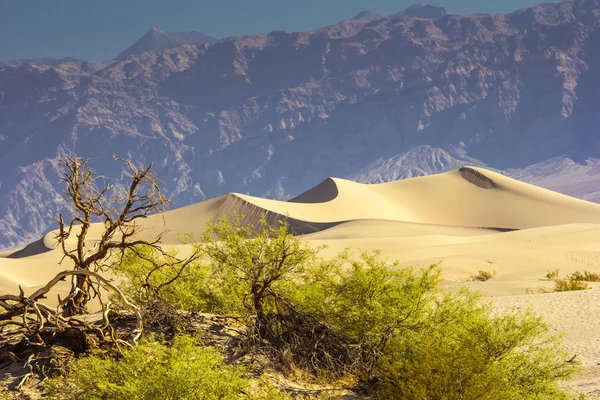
[115, 28, 217, 60]
[1, 0, 600, 249]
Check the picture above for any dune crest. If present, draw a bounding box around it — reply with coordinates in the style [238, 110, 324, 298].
[221, 167, 600, 232]
[3, 167, 600, 254]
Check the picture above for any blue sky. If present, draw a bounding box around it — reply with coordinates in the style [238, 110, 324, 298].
[0, 0, 549, 62]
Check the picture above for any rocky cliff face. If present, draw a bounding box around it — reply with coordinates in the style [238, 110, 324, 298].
[1, 0, 600, 249]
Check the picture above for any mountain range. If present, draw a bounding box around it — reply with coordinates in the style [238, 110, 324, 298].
[1, 0, 600, 249]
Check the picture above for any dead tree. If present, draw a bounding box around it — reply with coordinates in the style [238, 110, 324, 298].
[55, 155, 170, 316]
[0, 155, 208, 392]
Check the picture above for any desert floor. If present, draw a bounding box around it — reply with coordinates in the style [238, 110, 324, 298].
[2, 166, 600, 397]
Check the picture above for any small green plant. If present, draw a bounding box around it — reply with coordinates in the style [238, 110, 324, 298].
[546, 269, 559, 280]
[554, 278, 591, 292]
[46, 335, 287, 400]
[472, 270, 497, 281]
[568, 270, 600, 282]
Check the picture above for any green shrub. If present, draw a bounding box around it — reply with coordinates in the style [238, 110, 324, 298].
[568, 270, 600, 282]
[554, 278, 591, 292]
[285, 251, 578, 396]
[286, 250, 440, 347]
[113, 216, 580, 397]
[116, 244, 225, 313]
[546, 269, 560, 280]
[46, 335, 286, 400]
[375, 290, 578, 399]
[200, 215, 323, 327]
[474, 269, 497, 281]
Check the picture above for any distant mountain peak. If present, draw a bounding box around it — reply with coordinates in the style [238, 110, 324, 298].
[115, 28, 217, 60]
[401, 3, 449, 18]
[352, 11, 382, 21]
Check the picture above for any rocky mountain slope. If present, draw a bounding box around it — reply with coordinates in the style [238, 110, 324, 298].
[1, 0, 600, 249]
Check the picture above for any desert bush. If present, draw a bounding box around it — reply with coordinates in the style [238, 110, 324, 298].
[274, 250, 441, 377]
[375, 290, 578, 399]
[543, 270, 593, 292]
[546, 269, 560, 279]
[112, 216, 579, 397]
[286, 250, 440, 347]
[46, 334, 287, 400]
[554, 278, 591, 292]
[199, 215, 323, 334]
[115, 244, 227, 313]
[568, 270, 600, 282]
[281, 250, 579, 394]
[474, 269, 497, 281]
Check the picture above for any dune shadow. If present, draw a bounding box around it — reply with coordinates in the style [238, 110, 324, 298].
[7, 238, 52, 259]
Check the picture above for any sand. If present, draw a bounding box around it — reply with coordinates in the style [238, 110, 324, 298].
[2, 166, 600, 396]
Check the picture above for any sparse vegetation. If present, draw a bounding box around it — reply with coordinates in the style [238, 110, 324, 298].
[469, 269, 497, 281]
[543, 270, 595, 292]
[46, 335, 288, 400]
[568, 270, 600, 283]
[375, 292, 577, 399]
[0, 158, 582, 399]
[477, 269, 497, 281]
[117, 216, 580, 397]
[554, 278, 591, 292]
[546, 269, 560, 280]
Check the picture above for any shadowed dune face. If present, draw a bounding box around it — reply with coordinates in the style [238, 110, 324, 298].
[5, 238, 52, 259]
[288, 178, 340, 204]
[459, 167, 497, 189]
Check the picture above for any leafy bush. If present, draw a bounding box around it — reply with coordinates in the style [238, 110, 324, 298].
[474, 269, 497, 281]
[543, 270, 592, 292]
[274, 250, 442, 377]
[554, 278, 591, 292]
[115, 244, 224, 313]
[546, 269, 560, 279]
[284, 251, 578, 394]
[568, 270, 600, 282]
[200, 215, 323, 329]
[287, 250, 440, 347]
[46, 335, 287, 400]
[375, 290, 578, 399]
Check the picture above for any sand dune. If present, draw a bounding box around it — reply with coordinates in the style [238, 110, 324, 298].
[2, 166, 600, 396]
[2, 166, 600, 289]
[114, 166, 600, 244]
[201, 167, 600, 231]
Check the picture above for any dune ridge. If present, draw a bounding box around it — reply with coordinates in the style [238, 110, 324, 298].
[226, 167, 600, 232]
[3, 166, 600, 257]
